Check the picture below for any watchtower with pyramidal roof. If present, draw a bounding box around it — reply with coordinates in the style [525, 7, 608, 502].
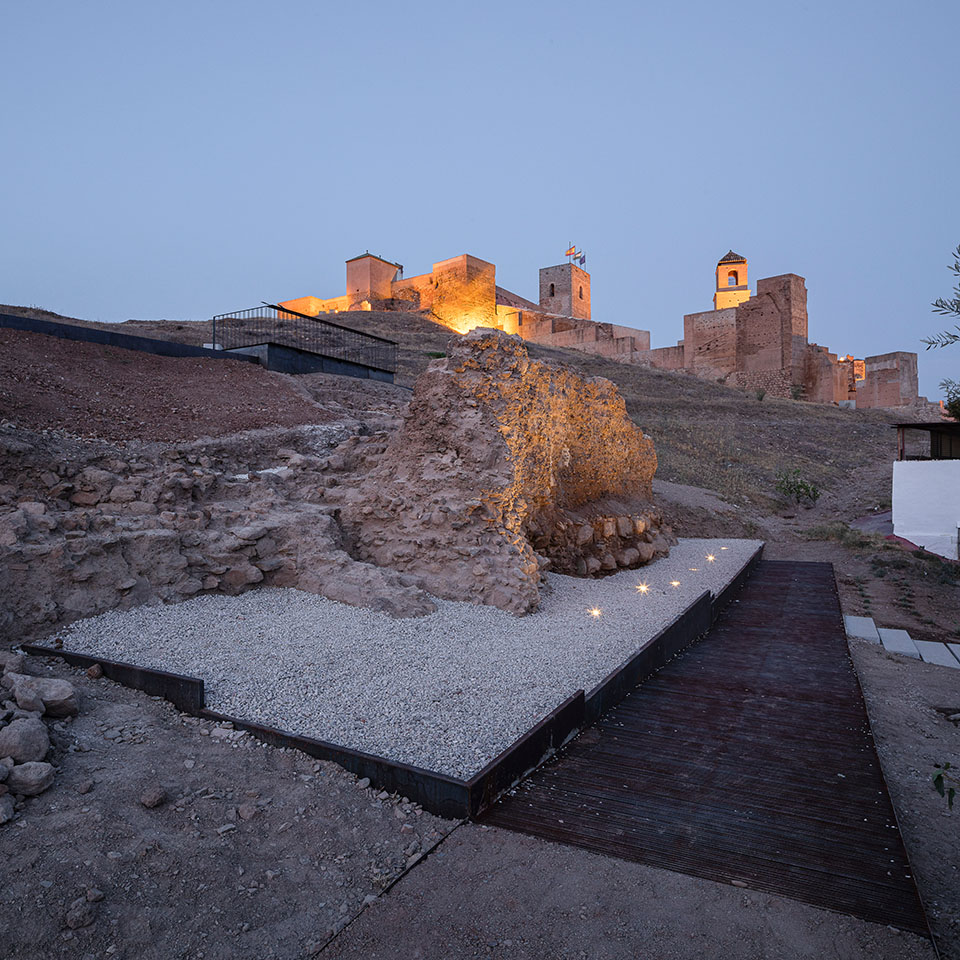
[714, 250, 751, 310]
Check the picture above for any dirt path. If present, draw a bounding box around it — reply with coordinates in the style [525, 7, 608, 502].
[3, 632, 956, 959]
[322, 823, 934, 960]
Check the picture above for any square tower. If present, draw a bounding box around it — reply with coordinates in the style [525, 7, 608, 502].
[539, 263, 591, 319]
[714, 251, 751, 310]
[345, 253, 402, 305]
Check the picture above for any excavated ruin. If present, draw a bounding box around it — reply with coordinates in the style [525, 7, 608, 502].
[337, 328, 673, 613]
[0, 329, 672, 636]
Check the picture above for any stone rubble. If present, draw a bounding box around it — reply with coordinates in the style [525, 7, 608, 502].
[0, 650, 80, 819]
[2, 329, 673, 633]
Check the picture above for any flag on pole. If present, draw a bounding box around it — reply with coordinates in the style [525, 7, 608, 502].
[579, 253, 586, 266]
[565, 245, 576, 257]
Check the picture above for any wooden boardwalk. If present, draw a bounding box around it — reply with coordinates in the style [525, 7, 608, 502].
[481, 560, 928, 935]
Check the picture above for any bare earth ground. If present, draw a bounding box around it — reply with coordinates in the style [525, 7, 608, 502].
[3, 662, 455, 960]
[0, 329, 332, 443]
[1, 307, 958, 958]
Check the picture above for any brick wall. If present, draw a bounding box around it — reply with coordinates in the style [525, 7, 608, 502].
[801, 343, 840, 403]
[539, 263, 591, 319]
[634, 344, 685, 370]
[857, 352, 920, 408]
[735, 274, 807, 399]
[682, 308, 738, 379]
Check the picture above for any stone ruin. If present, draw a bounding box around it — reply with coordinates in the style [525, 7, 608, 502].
[0, 329, 672, 637]
[336, 328, 673, 613]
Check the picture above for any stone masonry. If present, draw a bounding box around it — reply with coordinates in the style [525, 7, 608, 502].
[338, 329, 673, 615]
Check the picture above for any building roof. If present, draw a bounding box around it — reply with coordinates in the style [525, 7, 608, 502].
[495, 286, 539, 310]
[894, 421, 960, 434]
[345, 252, 402, 269]
[718, 250, 746, 264]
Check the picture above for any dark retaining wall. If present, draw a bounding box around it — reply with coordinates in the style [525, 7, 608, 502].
[224, 342, 394, 382]
[0, 314, 258, 364]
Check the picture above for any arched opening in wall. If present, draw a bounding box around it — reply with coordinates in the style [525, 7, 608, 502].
[549, 283, 555, 298]
[727, 271, 739, 286]
[579, 286, 583, 299]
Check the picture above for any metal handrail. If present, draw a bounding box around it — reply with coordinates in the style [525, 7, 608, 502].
[211, 302, 398, 374]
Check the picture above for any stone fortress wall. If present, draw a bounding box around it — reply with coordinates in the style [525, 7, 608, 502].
[279, 249, 922, 409]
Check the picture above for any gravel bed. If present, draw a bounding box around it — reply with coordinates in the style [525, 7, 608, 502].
[54, 539, 762, 779]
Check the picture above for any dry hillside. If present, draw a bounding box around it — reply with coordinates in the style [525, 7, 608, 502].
[0, 302, 925, 515]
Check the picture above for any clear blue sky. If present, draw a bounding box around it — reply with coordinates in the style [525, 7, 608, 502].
[3, 0, 958, 399]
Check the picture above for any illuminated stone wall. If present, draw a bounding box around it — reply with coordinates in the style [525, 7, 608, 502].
[340, 329, 672, 614]
[391, 271, 436, 312]
[345, 255, 399, 303]
[430, 255, 498, 333]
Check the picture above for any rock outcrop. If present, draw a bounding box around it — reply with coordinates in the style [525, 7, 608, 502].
[339, 329, 673, 613]
[0, 653, 80, 820]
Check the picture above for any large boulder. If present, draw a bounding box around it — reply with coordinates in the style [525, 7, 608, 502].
[341, 329, 673, 614]
[6, 760, 55, 796]
[0, 651, 25, 675]
[2, 673, 78, 717]
[0, 717, 49, 763]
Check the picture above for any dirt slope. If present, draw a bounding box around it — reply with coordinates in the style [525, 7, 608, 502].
[0, 329, 330, 442]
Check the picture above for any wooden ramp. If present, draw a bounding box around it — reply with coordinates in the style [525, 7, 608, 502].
[481, 560, 929, 935]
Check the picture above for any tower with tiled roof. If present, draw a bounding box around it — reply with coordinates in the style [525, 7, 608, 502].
[714, 250, 751, 310]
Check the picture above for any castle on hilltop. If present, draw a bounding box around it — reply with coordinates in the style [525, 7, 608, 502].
[280, 250, 921, 409]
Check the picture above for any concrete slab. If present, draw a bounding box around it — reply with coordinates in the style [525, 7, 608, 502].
[321, 824, 935, 960]
[916, 641, 960, 668]
[844, 615, 880, 643]
[949, 645, 960, 665]
[879, 628, 920, 660]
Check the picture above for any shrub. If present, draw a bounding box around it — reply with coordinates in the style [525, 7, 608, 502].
[804, 522, 876, 549]
[790, 384, 804, 400]
[941, 378, 960, 420]
[755, 388, 766, 402]
[775, 468, 821, 505]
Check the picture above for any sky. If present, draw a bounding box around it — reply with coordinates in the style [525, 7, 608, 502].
[3, 0, 958, 399]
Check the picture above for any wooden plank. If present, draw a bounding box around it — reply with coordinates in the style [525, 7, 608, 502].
[480, 560, 930, 936]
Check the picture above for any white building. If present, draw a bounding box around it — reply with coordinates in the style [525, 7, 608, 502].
[892, 422, 960, 560]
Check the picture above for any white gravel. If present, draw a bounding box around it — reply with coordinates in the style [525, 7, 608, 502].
[54, 538, 762, 779]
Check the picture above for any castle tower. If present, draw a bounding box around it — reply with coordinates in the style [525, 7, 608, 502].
[714, 251, 751, 310]
[345, 252, 402, 307]
[539, 262, 591, 319]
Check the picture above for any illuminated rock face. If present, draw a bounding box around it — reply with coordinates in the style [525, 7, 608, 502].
[340, 328, 673, 614]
